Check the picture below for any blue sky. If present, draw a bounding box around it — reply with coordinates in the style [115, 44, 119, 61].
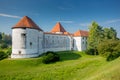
[0, 0, 120, 38]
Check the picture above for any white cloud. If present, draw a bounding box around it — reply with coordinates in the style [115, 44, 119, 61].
[104, 19, 120, 24]
[0, 13, 21, 18]
[79, 19, 120, 27]
[56, 20, 74, 23]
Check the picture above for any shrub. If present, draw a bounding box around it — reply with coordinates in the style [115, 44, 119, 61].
[0, 51, 7, 60]
[107, 52, 120, 61]
[42, 51, 60, 64]
[6, 47, 12, 55]
[85, 48, 98, 55]
[85, 49, 94, 55]
[97, 40, 120, 61]
[45, 51, 56, 55]
[97, 40, 119, 56]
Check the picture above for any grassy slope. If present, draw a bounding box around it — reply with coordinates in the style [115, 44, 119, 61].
[0, 51, 120, 80]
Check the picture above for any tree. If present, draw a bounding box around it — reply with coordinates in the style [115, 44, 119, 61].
[0, 43, 8, 49]
[87, 21, 103, 54]
[0, 32, 2, 43]
[109, 27, 117, 39]
[103, 28, 111, 39]
[0, 32, 12, 49]
[86, 21, 119, 59]
[103, 27, 117, 40]
[2, 34, 12, 45]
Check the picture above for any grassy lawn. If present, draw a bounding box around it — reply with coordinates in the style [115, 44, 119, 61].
[0, 51, 120, 80]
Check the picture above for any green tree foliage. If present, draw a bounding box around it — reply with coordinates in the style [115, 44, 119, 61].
[0, 33, 2, 40]
[0, 47, 12, 60]
[0, 43, 8, 49]
[0, 32, 12, 49]
[0, 51, 8, 60]
[6, 47, 12, 55]
[2, 34, 12, 45]
[87, 21, 103, 55]
[97, 40, 120, 61]
[103, 27, 117, 40]
[97, 40, 119, 56]
[87, 21, 103, 49]
[87, 21, 118, 56]
[0, 33, 2, 43]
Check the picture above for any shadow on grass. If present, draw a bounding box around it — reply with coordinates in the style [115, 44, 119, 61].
[57, 51, 81, 61]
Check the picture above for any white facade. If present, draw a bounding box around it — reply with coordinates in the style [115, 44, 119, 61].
[11, 28, 43, 58]
[11, 28, 87, 58]
[73, 37, 87, 51]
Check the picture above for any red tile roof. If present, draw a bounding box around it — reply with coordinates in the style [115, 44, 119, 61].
[51, 22, 66, 33]
[74, 30, 89, 37]
[12, 16, 43, 31]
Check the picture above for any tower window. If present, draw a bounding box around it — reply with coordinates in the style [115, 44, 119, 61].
[83, 41, 84, 44]
[30, 42, 32, 48]
[21, 33, 26, 49]
[30, 42, 32, 45]
[82, 37, 84, 40]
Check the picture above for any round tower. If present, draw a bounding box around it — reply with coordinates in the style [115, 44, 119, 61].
[11, 16, 43, 58]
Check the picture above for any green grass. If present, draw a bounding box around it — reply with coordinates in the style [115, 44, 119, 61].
[0, 51, 120, 80]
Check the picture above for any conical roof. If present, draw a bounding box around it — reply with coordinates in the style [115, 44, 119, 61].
[51, 22, 66, 33]
[74, 30, 89, 37]
[12, 16, 43, 31]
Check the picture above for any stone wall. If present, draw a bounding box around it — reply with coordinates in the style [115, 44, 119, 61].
[43, 33, 71, 52]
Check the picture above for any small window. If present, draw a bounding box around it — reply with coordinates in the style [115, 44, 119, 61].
[30, 42, 32, 45]
[83, 41, 84, 44]
[18, 51, 21, 54]
[21, 33, 26, 37]
[86, 41, 87, 44]
[52, 40, 54, 44]
[82, 37, 84, 39]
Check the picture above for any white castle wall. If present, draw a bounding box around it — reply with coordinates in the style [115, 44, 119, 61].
[11, 28, 87, 58]
[38, 31, 44, 54]
[11, 28, 43, 58]
[73, 36, 87, 51]
[43, 33, 71, 52]
[73, 37, 82, 51]
[81, 37, 87, 50]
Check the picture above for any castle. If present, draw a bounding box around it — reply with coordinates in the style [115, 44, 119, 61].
[11, 16, 88, 58]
